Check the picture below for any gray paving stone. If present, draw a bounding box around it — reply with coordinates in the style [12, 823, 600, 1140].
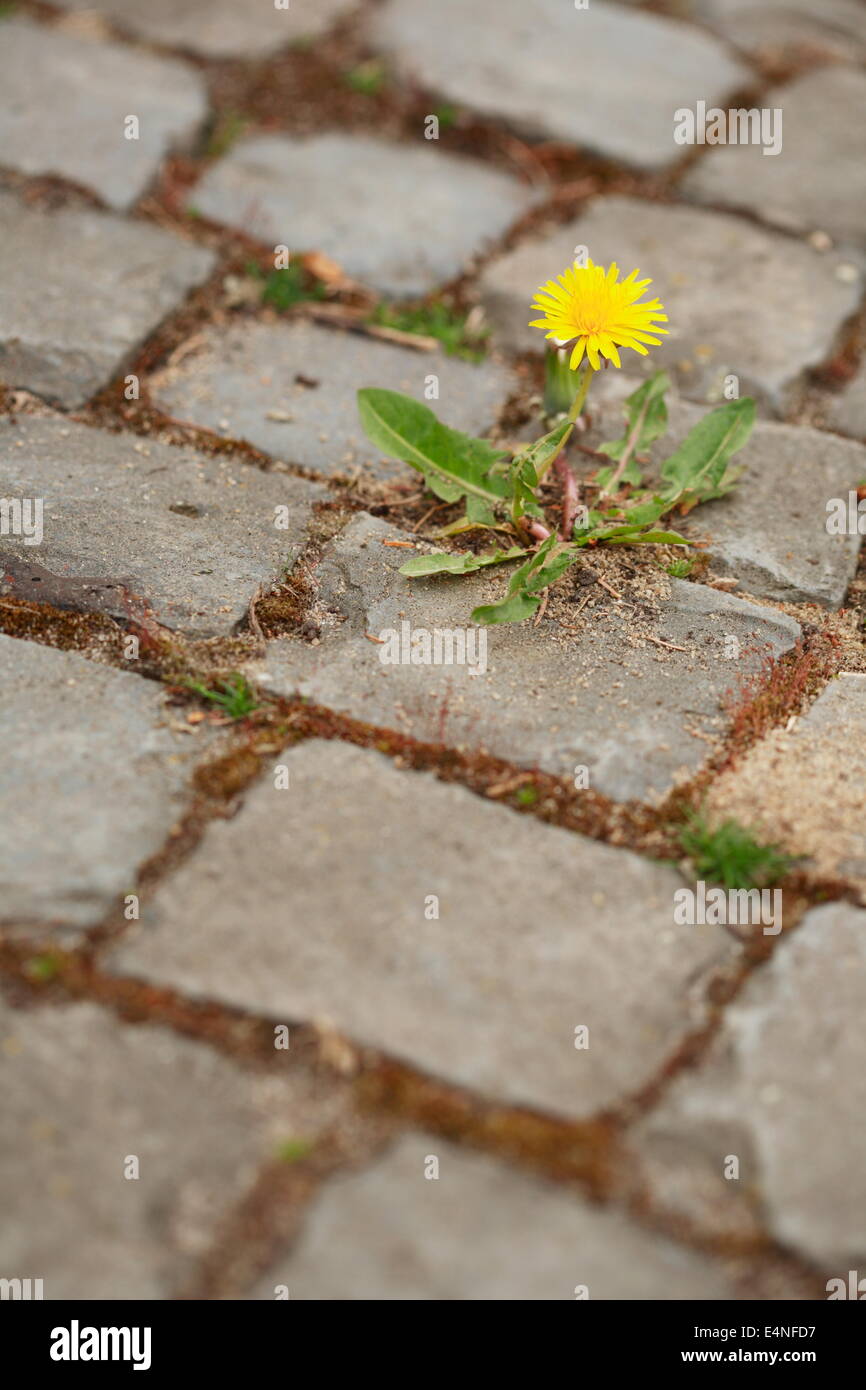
[187, 134, 535, 296]
[0, 994, 345, 1298]
[107, 739, 739, 1119]
[245, 513, 801, 803]
[51, 0, 355, 58]
[0, 636, 203, 931]
[626, 903, 866, 1269]
[0, 195, 215, 409]
[826, 362, 866, 441]
[0, 19, 207, 211]
[682, 68, 866, 251]
[584, 374, 866, 607]
[704, 674, 866, 901]
[150, 319, 516, 480]
[690, 0, 866, 63]
[371, 0, 748, 172]
[0, 415, 325, 637]
[478, 198, 863, 415]
[250, 1133, 737, 1300]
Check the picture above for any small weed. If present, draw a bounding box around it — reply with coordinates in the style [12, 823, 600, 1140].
[515, 786, 538, 806]
[206, 110, 249, 159]
[433, 104, 459, 129]
[24, 954, 62, 983]
[276, 1138, 313, 1164]
[679, 814, 796, 889]
[250, 262, 327, 311]
[665, 558, 694, 579]
[722, 639, 839, 755]
[369, 301, 488, 361]
[344, 60, 387, 95]
[185, 674, 259, 720]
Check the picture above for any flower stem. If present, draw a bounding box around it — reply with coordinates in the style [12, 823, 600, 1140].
[567, 361, 595, 422]
[536, 362, 595, 484]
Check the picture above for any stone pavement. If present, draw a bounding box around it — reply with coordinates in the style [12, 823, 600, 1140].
[1, 0, 865, 1302]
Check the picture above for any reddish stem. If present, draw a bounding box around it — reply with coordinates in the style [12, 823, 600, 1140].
[553, 451, 580, 539]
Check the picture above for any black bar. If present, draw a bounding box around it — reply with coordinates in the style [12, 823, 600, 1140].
[1, 1299, 860, 1373]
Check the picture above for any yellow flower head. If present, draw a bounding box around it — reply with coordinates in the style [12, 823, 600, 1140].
[529, 258, 669, 371]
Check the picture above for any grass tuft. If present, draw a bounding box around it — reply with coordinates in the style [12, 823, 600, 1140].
[369, 301, 488, 360]
[250, 262, 328, 311]
[186, 674, 259, 720]
[344, 60, 387, 95]
[679, 813, 796, 889]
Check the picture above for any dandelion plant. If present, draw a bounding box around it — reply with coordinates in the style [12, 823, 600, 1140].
[357, 257, 755, 624]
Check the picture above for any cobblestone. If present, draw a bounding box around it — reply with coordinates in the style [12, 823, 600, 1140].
[0, 194, 215, 409]
[626, 902, 866, 1269]
[188, 134, 535, 296]
[0, 18, 207, 210]
[250, 1133, 739, 1300]
[0, 416, 325, 637]
[248, 514, 801, 803]
[107, 739, 739, 1119]
[150, 320, 516, 480]
[0, 636, 203, 932]
[371, 0, 748, 171]
[0, 994, 347, 1297]
[682, 68, 866, 251]
[51, 0, 356, 59]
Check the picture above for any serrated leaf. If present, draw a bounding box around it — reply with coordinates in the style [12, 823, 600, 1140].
[660, 398, 755, 507]
[399, 546, 526, 578]
[357, 388, 509, 506]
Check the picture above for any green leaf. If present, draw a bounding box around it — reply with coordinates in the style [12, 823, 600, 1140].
[511, 419, 572, 484]
[506, 419, 572, 522]
[466, 493, 498, 527]
[471, 591, 541, 625]
[357, 389, 508, 506]
[595, 457, 644, 490]
[470, 536, 584, 624]
[660, 398, 755, 508]
[399, 547, 526, 577]
[597, 371, 671, 489]
[527, 547, 583, 591]
[614, 496, 668, 528]
[604, 529, 691, 545]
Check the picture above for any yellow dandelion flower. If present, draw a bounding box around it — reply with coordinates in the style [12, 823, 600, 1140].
[529, 258, 669, 371]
